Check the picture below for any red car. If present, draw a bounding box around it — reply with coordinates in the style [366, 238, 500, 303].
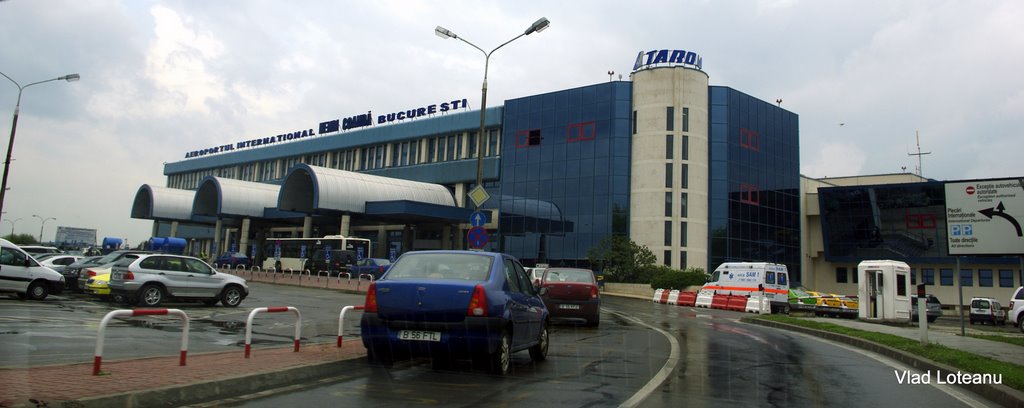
[539, 268, 600, 326]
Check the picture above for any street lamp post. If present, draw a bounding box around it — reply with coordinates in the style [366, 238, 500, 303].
[0, 71, 80, 216]
[32, 214, 55, 243]
[2, 217, 21, 237]
[435, 17, 550, 209]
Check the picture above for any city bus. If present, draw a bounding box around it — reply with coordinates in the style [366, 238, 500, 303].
[261, 235, 372, 272]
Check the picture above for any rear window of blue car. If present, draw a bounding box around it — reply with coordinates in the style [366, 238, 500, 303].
[385, 253, 492, 281]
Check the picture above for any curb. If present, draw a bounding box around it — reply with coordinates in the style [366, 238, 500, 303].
[70, 355, 362, 408]
[745, 318, 1024, 408]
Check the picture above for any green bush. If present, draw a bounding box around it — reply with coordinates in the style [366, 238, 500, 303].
[650, 266, 707, 290]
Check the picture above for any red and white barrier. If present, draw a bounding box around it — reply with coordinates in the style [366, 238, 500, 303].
[745, 294, 771, 314]
[676, 291, 698, 307]
[94, 308, 189, 375]
[666, 290, 681, 305]
[695, 290, 714, 308]
[245, 306, 302, 358]
[337, 305, 365, 348]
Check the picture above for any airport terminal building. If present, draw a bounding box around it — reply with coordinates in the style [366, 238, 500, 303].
[133, 49, 804, 280]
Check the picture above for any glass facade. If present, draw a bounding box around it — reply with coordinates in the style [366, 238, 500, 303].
[708, 86, 801, 281]
[499, 82, 633, 264]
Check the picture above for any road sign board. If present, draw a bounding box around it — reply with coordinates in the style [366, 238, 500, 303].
[470, 210, 487, 227]
[944, 178, 1024, 255]
[389, 247, 397, 262]
[468, 185, 491, 208]
[467, 226, 488, 249]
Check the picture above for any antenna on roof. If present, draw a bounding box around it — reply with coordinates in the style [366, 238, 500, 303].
[607, 70, 614, 82]
[907, 130, 931, 178]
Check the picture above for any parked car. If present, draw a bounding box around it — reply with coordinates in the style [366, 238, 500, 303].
[214, 252, 251, 269]
[1009, 286, 1024, 328]
[360, 251, 549, 375]
[109, 254, 249, 307]
[37, 254, 83, 280]
[351, 257, 392, 280]
[814, 295, 858, 318]
[84, 272, 114, 300]
[538, 267, 601, 326]
[0, 238, 65, 300]
[19, 245, 62, 256]
[969, 297, 1006, 325]
[303, 249, 356, 276]
[63, 255, 105, 292]
[911, 294, 943, 323]
[75, 250, 151, 292]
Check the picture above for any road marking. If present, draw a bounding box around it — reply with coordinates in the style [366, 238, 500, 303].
[769, 327, 996, 408]
[608, 310, 680, 408]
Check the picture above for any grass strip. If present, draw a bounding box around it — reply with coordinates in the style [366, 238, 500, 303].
[752, 314, 1024, 391]
[967, 333, 1024, 348]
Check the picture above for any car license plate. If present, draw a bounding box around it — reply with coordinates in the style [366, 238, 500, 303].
[398, 330, 441, 342]
[559, 304, 580, 310]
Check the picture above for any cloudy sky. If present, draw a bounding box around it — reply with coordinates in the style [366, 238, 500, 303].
[1, 0, 1021, 246]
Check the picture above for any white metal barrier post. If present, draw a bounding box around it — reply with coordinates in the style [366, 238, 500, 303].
[245, 306, 302, 358]
[337, 305, 365, 348]
[94, 308, 190, 375]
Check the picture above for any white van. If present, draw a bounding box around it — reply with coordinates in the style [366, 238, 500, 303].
[702, 262, 791, 313]
[0, 238, 65, 300]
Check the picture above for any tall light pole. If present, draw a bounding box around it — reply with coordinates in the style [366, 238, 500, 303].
[32, 214, 55, 243]
[0, 71, 80, 217]
[435, 17, 550, 209]
[3, 217, 21, 237]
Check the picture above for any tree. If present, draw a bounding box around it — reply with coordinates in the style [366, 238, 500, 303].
[2, 234, 38, 245]
[587, 235, 656, 283]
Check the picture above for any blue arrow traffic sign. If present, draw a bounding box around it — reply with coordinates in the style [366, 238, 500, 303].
[467, 226, 488, 249]
[470, 211, 486, 227]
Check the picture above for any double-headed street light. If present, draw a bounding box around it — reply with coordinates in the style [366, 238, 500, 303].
[435, 17, 550, 209]
[32, 214, 56, 243]
[0, 71, 80, 217]
[3, 217, 21, 237]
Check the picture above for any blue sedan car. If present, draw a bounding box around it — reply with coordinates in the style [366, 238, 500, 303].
[360, 251, 550, 375]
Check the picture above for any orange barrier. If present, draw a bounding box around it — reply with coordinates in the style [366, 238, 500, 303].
[711, 294, 730, 310]
[676, 291, 697, 307]
[726, 295, 748, 312]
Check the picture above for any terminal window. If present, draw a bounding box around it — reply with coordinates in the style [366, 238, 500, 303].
[566, 122, 596, 143]
[516, 129, 542, 148]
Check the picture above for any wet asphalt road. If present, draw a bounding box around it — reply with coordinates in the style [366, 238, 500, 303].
[226, 297, 999, 408]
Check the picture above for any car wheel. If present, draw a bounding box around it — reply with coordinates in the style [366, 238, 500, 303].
[138, 284, 164, 307]
[221, 285, 243, 307]
[488, 329, 512, 375]
[927, 316, 937, 323]
[529, 323, 549, 362]
[27, 281, 49, 301]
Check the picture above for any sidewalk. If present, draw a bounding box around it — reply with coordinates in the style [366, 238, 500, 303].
[0, 341, 366, 408]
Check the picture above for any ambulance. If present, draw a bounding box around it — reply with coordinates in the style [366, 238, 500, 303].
[702, 262, 791, 313]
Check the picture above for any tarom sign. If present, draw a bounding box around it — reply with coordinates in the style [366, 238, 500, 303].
[944, 178, 1024, 256]
[632, 49, 703, 72]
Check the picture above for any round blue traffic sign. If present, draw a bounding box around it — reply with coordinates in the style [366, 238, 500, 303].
[467, 226, 488, 249]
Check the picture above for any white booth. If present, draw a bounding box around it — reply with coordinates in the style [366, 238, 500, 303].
[857, 260, 912, 321]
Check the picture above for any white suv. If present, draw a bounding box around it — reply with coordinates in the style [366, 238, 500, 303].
[1009, 286, 1024, 330]
[108, 254, 249, 307]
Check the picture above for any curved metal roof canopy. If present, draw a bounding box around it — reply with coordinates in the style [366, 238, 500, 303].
[131, 185, 196, 221]
[279, 164, 456, 213]
[193, 176, 279, 217]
